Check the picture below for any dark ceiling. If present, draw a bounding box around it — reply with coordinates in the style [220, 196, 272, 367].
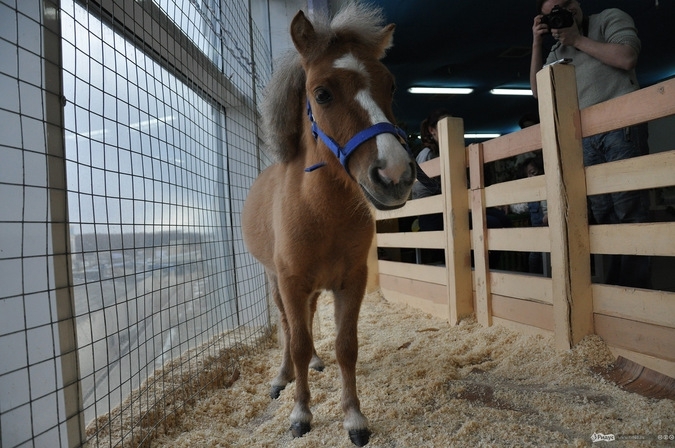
[366, 0, 675, 140]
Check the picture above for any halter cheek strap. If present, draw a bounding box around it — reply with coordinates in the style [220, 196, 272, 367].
[306, 100, 411, 173]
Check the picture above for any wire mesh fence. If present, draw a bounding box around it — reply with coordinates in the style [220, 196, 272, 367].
[0, 0, 273, 446]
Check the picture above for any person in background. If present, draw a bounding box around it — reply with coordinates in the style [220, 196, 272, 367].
[412, 108, 451, 203]
[524, 153, 548, 274]
[412, 109, 451, 264]
[529, 0, 651, 288]
[518, 112, 540, 130]
[411, 108, 511, 266]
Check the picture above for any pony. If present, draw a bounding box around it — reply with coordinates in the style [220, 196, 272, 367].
[242, 3, 415, 446]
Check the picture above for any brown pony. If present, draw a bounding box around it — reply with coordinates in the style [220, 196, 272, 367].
[242, 3, 414, 446]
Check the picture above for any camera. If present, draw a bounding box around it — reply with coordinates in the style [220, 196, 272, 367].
[542, 5, 574, 29]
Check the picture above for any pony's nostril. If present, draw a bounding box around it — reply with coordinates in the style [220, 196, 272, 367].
[374, 159, 412, 185]
[372, 160, 416, 188]
[371, 166, 390, 187]
[376, 168, 392, 185]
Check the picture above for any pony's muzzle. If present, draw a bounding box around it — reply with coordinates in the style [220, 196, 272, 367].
[363, 158, 415, 210]
[372, 158, 415, 187]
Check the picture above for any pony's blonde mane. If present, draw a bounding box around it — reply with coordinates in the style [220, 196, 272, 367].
[261, 2, 390, 162]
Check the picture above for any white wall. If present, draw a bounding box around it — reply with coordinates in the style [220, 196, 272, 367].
[268, 0, 307, 62]
[268, 0, 338, 63]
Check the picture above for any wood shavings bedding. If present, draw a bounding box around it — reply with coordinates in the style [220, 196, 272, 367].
[104, 291, 675, 447]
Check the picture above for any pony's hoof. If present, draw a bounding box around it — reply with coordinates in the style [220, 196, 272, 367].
[269, 385, 285, 399]
[290, 422, 311, 438]
[309, 355, 325, 372]
[348, 428, 371, 446]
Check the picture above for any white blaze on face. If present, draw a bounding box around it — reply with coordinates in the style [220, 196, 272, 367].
[333, 53, 410, 184]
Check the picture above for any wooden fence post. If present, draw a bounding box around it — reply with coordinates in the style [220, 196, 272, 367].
[468, 143, 492, 326]
[536, 63, 594, 349]
[438, 117, 474, 324]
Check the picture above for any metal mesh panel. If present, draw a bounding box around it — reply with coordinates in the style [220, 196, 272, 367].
[0, 0, 272, 446]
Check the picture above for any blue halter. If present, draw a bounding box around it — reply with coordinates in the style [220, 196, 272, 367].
[306, 100, 412, 174]
[304, 100, 440, 193]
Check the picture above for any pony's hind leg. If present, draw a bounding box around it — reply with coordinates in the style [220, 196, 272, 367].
[269, 274, 295, 399]
[333, 280, 371, 447]
[309, 291, 325, 372]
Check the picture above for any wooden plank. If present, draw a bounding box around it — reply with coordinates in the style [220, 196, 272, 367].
[380, 287, 449, 321]
[484, 175, 546, 208]
[379, 275, 449, 320]
[482, 124, 542, 163]
[491, 295, 554, 331]
[492, 316, 554, 338]
[606, 345, 675, 380]
[589, 222, 675, 256]
[488, 227, 550, 252]
[592, 284, 675, 329]
[376, 194, 443, 221]
[468, 143, 483, 191]
[490, 271, 553, 305]
[376, 231, 445, 249]
[585, 150, 675, 195]
[375, 218, 402, 261]
[595, 314, 675, 362]
[438, 117, 474, 324]
[581, 78, 675, 137]
[377, 260, 447, 286]
[379, 274, 448, 306]
[536, 63, 594, 349]
[595, 356, 675, 400]
[366, 236, 379, 292]
[469, 144, 491, 326]
[419, 157, 441, 178]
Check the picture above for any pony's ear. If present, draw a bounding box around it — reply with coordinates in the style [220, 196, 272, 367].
[376, 23, 396, 59]
[290, 10, 316, 56]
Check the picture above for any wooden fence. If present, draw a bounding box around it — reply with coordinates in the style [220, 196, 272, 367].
[373, 63, 675, 378]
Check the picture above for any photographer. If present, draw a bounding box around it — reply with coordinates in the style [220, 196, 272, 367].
[529, 0, 652, 288]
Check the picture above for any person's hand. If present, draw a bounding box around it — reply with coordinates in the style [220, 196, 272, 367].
[532, 15, 549, 45]
[551, 23, 580, 47]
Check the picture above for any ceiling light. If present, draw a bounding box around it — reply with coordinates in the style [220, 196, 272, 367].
[408, 87, 474, 95]
[464, 133, 501, 139]
[490, 88, 533, 96]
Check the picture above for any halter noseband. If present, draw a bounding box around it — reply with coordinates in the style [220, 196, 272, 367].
[305, 100, 440, 193]
[306, 100, 412, 173]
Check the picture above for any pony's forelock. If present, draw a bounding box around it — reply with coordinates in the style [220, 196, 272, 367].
[330, 2, 388, 48]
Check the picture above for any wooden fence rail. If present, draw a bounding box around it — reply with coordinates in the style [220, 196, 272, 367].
[374, 63, 675, 378]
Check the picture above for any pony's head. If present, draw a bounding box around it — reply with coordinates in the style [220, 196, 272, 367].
[263, 3, 415, 211]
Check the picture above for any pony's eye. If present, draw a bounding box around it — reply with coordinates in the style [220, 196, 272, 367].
[314, 88, 332, 105]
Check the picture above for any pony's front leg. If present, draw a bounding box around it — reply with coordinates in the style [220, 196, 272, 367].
[270, 311, 295, 399]
[334, 282, 370, 447]
[280, 280, 315, 438]
[273, 291, 322, 399]
[269, 274, 295, 399]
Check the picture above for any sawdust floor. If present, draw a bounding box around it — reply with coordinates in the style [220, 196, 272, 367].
[153, 291, 674, 447]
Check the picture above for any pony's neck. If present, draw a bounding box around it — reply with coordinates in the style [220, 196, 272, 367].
[295, 132, 369, 212]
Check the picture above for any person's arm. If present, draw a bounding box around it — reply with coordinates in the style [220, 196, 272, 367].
[556, 28, 638, 71]
[529, 14, 549, 98]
